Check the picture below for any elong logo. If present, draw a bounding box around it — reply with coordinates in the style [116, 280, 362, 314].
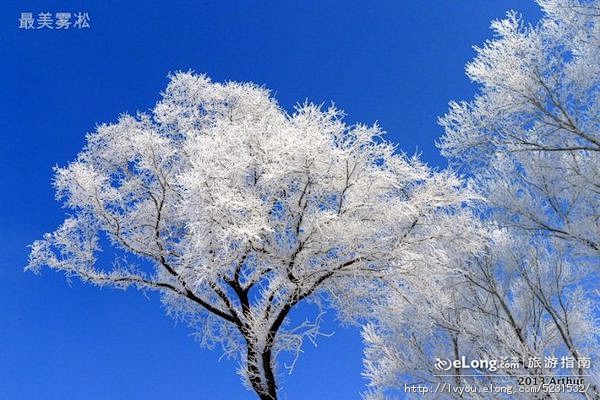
[435, 356, 499, 372]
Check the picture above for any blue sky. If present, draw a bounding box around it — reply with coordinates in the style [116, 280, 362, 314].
[1, 1, 541, 399]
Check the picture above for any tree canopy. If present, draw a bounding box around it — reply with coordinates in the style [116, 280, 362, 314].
[363, 1, 600, 398]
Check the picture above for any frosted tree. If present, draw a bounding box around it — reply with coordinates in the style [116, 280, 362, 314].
[363, 230, 600, 399]
[27, 72, 480, 400]
[363, 0, 600, 398]
[440, 0, 600, 258]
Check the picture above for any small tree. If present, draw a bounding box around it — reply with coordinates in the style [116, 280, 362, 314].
[28, 73, 479, 399]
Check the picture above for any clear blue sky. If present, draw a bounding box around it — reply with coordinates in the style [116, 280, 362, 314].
[1, 1, 541, 399]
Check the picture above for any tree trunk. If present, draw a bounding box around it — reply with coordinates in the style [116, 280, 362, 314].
[247, 344, 278, 400]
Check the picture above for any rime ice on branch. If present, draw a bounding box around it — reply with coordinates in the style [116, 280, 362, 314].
[28, 72, 480, 400]
[363, 1, 600, 399]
